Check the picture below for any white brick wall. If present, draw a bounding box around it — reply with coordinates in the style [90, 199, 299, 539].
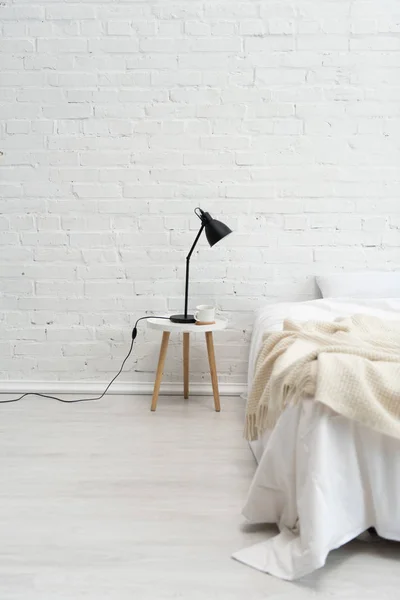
[1, 0, 400, 388]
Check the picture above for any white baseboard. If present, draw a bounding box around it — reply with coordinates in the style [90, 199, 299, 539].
[0, 380, 246, 397]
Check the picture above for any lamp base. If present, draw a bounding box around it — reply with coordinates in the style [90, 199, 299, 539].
[170, 314, 196, 324]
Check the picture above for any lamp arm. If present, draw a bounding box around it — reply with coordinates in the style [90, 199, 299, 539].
[186, 222, 205, 261]
[184, 223, 205, 318]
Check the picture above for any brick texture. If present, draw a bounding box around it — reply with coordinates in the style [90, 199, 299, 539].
[1, 0, 400, 386]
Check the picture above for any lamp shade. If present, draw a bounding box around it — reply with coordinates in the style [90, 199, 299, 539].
[202, 212, 232, 247]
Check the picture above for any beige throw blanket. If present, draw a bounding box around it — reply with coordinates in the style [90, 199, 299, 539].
[245, 314, 400, 441]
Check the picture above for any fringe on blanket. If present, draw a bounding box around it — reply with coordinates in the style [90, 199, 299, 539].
[244, 412, 258, 442]
[244, 361, 316, 441]
[244, 403, 276, 441]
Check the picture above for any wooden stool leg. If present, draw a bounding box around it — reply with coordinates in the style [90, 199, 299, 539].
[205, 331, 221, 412]
[151, 331, 170, 412]
[183, 332, 189, 399]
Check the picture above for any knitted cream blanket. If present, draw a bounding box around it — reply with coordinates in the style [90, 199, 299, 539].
[245, 314, 400, 441]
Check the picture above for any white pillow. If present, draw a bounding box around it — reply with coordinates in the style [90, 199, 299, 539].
[316, 272, 400, 299]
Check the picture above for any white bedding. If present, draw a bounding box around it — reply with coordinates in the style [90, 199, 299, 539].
[233, 298, 400, 580]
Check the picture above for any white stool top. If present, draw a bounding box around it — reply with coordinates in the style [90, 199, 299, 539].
[147, 317, 228, 333]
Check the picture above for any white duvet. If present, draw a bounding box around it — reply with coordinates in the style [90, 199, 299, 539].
[233, 298, 400, 580]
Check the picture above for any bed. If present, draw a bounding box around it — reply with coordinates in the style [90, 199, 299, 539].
[233, 298, 400, 580]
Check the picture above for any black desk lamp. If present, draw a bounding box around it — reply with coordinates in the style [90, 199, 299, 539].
[170, 207, 232, 324]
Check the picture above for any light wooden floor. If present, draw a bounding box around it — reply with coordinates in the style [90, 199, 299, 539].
[0, 394, 399, 600]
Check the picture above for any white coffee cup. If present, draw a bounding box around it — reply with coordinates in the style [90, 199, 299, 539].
[194, 305, 215, 324]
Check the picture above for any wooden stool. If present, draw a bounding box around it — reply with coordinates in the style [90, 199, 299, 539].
[146, 318, 228, 412]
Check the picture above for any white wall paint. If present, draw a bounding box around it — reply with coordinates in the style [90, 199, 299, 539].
[1, 0, 400, 388]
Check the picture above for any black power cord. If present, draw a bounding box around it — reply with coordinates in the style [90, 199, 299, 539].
[0, 316, 171, 405]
